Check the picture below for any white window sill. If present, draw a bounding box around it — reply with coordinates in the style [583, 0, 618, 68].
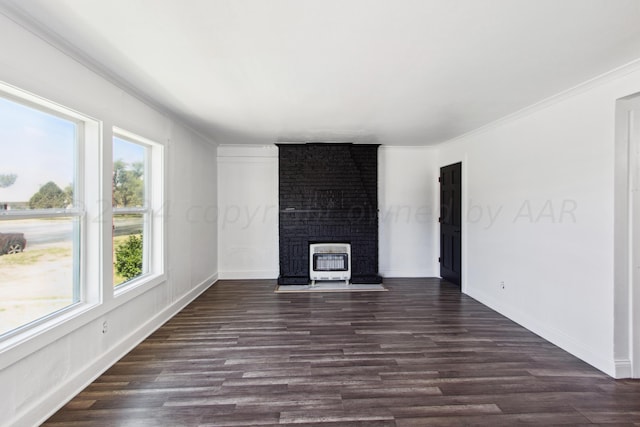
[0, 272, 167, 370]
[114, 272, 166, 299]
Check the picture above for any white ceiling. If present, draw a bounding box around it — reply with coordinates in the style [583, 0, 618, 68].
[2, 0, 640, 146]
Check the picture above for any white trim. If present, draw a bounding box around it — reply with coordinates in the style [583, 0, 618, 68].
[0, 276, 164, 371]
[0, 302, 99, 369]
[112, 207, 148, 214]
[113, 272, 166, 299]
[379, 270, 436, 278]
[111, 128, 165, 294]
[378, 145, 435, 152]
[615, 359, 633, 379]
[9, 274, 218, 427]
[0, 209, 82, 219]
[0, 81, 104, 354]
[460, 157, 468, 293]
[0, 79, 98, 124]
[440, 58, 640, 147]
[629, 101, 640, 378]
[113, 127, 162, 149]
[614, 94, 640, 378]
[466, 286, 615, 377]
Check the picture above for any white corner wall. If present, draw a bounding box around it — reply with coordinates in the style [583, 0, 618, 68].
[436, 62, 640, 377]
[217, 145, 279, 279]
[0, 13, 218, 426]
[379, 146, 439, 277]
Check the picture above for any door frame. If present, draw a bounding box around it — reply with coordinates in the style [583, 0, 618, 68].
[614, 95, 640, 378]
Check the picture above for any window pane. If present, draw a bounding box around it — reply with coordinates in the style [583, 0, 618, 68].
[0, 217, 79, 336]
[113, 137, 146, 209]
[0, 97, 76, 211]
[113, 213, 145, 287]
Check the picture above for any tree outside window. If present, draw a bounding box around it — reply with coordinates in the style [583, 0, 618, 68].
[112, 136, 148, 287]
[0, 95, 80, 337]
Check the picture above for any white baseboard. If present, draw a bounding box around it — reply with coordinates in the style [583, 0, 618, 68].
[12, 273, 218, 427]
[379, 270, 437, 278]
[614, 359, 633, 379]
[218, 270, 278, 280]
[465, 287, 616, 378]
[218, 271, 438, 280]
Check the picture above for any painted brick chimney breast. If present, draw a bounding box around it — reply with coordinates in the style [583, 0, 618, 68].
[277, 143, 382, 285]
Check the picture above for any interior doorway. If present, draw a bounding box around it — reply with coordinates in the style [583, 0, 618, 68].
[439, 162, 462, 286]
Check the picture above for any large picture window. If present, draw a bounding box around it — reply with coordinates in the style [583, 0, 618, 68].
[0, 95, 83, 337]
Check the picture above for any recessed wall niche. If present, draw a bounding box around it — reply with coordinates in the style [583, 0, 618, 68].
[277, 143, 382, 285]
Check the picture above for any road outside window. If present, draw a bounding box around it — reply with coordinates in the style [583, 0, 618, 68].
[0, 96, 81, 337]
[112, 135, 148, 287]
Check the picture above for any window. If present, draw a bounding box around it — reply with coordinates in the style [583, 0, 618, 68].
[0, 82, 164, 350]
[112, 129, 163, 290]
[0, 83, 164, 348]
[0, 93, 85, 337]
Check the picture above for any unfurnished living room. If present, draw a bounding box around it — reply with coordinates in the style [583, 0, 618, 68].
[2, 0, 640, 425]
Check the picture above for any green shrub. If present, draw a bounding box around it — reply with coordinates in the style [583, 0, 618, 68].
[115, 235, 142, 280]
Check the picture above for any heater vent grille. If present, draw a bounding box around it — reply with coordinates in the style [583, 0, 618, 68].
[314, 254, 348, 271]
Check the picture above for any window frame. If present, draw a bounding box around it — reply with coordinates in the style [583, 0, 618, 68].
[0, 82, 167, 368]
[112, 127, 165, 295]
[0, 81, 102, 351]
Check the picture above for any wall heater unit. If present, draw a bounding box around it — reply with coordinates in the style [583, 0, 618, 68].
[309, 243, 351, 285]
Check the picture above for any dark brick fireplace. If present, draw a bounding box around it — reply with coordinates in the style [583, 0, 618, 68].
[277, 143, 382, 285]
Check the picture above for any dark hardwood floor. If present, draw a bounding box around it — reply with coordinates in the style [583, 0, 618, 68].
[44, 278, 640, 426]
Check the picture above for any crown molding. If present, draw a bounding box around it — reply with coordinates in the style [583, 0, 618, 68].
[0, 1, 217, 145]
[439, 57, 640, 147]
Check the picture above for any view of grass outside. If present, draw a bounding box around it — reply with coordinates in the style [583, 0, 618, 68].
[112, 136, 147, 288]
[113, 235, 130, 286]
[0, 213, 145, 336]
[0, 218, 76, 336]
[0, 94, 152, 338]
[0, 93, 80, 337]
[112, 214, 144, 287]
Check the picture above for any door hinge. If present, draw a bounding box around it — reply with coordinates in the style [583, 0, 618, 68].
[438, 177, 441, 182]
[438, 257, 441, 262]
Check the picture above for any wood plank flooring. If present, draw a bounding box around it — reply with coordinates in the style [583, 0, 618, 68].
[44, 278, 640, 426]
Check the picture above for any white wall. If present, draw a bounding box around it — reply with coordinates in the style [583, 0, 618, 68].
[379, 146, 439, 277]
[436, 61, 640, 377]
[0, 13, 218, 426]
[217, 145, 279, 279]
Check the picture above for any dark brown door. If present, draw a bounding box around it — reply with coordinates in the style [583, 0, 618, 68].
[440, 162, 462, 286]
